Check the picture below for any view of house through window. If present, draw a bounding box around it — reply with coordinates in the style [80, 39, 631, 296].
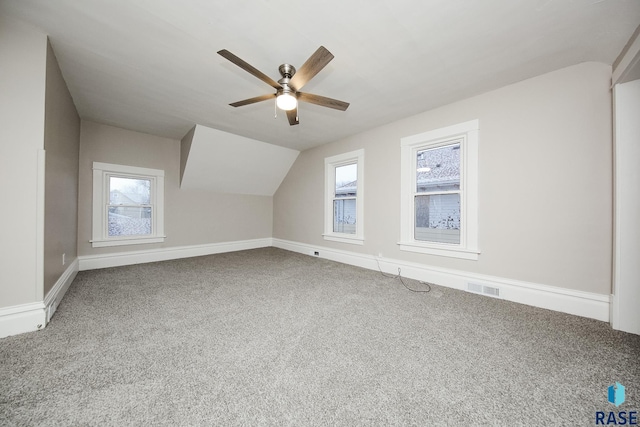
[415, 142, 461, 244]
[108, 176, 152, 237]
[324, 149, 364, 245]
[400, 120, 478, 259]
[333, 163, 357, 234]
[92, 162, 165, 248]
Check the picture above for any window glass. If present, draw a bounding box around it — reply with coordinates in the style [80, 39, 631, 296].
[333, 163, 357, 234]
[109, 176, 151, 204]
[414, 194, 460, 244]
[108, 176, 152, 237]
[108, 207, 152, 237]
[414, 143, 461, 244]
[335, 163, 357, 197]
[334, 199, 356, 234]
[416, 143, 460, 193]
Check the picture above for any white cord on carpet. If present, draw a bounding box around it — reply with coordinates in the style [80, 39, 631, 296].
[375, 258, 431, 293]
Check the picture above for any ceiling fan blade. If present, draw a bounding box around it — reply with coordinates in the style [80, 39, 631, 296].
[289, 46, 334, 91]
[298, 92, 349, 111]
[217, 49, 282, 90]
[229, 93, 276, 107]
[286, 107, 299, 126]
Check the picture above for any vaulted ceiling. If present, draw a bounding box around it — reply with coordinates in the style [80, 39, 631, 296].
[1, 0, 639, 151]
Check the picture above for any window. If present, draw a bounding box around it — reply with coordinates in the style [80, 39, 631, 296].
[324, 149, 364, 245]
[91, 162, 165, 247]
[400, 120, 479, 260]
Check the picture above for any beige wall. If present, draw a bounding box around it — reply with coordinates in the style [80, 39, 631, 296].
[0, 17, 48, 308]
[274, 62, 613, 295]
[43, 40, 80, 296]
[78, 121, 273, 256]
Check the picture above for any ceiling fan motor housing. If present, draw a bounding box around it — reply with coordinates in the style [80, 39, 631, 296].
[277, 64, 297, 101]
[278, 63, 296, 80]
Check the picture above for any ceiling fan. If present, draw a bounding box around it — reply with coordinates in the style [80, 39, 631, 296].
[217, 46, 349, 126]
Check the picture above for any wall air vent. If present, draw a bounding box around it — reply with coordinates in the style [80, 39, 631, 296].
[467, 282, 501, 298]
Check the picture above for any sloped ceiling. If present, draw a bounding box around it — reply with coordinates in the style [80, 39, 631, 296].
[180, 125, 299, 196]
[1, 0, 639, 151]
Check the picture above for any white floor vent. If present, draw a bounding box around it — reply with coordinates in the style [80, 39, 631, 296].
[467, 282, 501, 298]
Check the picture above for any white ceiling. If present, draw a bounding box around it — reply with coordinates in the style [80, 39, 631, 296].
[1, 0, 639, 151]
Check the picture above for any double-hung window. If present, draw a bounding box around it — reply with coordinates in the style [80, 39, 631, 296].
[91, 162, 165, 247]
[324, 149, 364, 245]
[414, 142, 462, 244]
[400, 120, 479, 260]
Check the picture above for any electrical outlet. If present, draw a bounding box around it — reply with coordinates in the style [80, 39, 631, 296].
[62, 253, 66, 265]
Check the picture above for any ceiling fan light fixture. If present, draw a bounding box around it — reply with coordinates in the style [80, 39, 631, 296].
[218, 47, 348, 126]
[276, 91, 297, 111]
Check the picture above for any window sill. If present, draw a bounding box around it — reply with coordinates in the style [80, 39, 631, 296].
[91, 236, 166, 248]
[398, 241, 479, 260]
[323, 234, 364, 245]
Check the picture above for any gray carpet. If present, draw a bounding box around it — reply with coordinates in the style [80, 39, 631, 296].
[1, 247, 638, 426]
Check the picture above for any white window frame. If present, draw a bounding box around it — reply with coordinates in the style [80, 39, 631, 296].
[323, 149, 365, 245]
[399, 120, 479, 260]
[91, 162, 165, 248]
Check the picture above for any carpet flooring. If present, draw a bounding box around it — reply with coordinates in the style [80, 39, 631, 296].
[1, 247, 639, 426]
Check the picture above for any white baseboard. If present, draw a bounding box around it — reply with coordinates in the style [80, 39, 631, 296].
[272, 238, 611, 322]
[0, 302, 46, 339]
[44, 258, 79, 323]
[78, 238, 273, 271]
[0, 259, 79, 339]
[2, 239, 274, 339]
[2, 237, 609, 339]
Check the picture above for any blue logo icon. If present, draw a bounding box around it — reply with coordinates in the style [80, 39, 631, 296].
[608, 382, 626, 407]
